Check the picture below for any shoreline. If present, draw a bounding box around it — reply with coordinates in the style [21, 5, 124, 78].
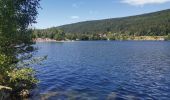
[34, 38, 76, 43]
[34, 38, 57, 42]
[34, 36, 167, 43]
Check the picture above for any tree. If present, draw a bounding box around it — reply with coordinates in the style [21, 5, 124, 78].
[0, 0, 41, 98]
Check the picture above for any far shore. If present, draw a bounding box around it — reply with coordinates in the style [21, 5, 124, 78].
[34, 36, 166, 43]
[34, 38, 76, 42]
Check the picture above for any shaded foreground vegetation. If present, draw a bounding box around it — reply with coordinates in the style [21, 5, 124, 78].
[34, 9, 170, 41]
[0, 0, 44, 99]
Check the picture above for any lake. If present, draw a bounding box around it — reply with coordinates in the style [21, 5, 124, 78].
[33, 41, 170, 100]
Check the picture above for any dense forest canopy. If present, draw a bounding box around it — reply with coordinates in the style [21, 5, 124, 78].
[58, 9, 170, 36]
[34, 9, 170, 40]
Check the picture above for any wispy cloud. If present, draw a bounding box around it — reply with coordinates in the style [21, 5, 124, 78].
[70, 16, 80, 19]
[121, 0, 170, 6]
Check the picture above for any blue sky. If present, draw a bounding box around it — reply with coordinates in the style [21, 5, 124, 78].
[34, 0, 170, 29]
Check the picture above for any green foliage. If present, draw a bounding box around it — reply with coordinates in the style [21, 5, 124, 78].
[7, 68, 37, 86]
[0, 54, 13, 85]
[33, 29, 66, 40]
[65, 34, 77, 40]
[0, 55, 13, 71]
[0, 0, 41, 97]
[54, 33, 65, 41]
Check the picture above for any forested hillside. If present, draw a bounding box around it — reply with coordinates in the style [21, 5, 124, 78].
[58, 9, 170, 36]
[34, 9, 170, 40]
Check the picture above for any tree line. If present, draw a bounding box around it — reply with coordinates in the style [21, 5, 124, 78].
[34, 9, 170, 40]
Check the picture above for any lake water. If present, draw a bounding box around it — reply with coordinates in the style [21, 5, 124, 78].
[33, 41, 170, 100]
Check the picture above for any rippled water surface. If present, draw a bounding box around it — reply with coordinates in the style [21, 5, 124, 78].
[33, 41, 170, 100]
